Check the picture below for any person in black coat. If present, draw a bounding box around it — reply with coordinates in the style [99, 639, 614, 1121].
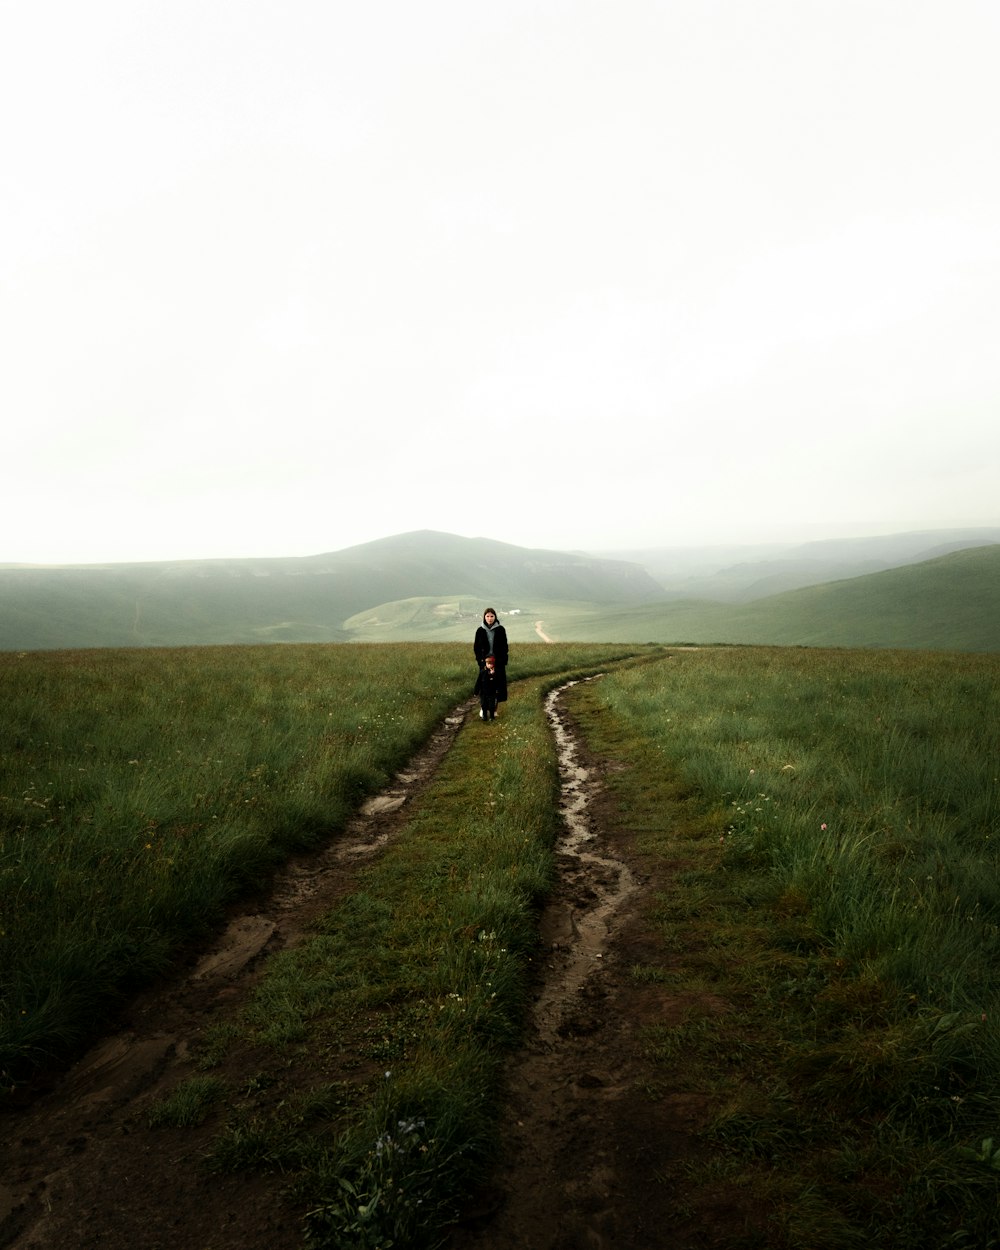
[473, 607, 508, 717]
[474, 654, 501, 720]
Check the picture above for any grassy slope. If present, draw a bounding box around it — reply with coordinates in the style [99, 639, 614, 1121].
[3, 541, 999, 654]
[0, 532, 661, 651]
[566, 648, 1000, 1248]
[341, 597, 607, 643]
[339, 546, 1000, 652]
[533, 544, 1000, 651]
[0, 567, 354, 649]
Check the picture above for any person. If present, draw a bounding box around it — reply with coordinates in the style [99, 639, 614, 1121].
[474, 654, 501, 721]
[473, 607, 508, 719]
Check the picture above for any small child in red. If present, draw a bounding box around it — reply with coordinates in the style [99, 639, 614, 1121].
[475, 654, 500, 721]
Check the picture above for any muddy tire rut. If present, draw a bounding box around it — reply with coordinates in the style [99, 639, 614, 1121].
[2, 684, 697, 1250]
[454, 681, 689, 1250]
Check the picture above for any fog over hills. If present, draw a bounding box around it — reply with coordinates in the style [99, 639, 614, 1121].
[602, 526, 1000, 602]
[561, 544, 1000, 653]
[1, 528, 998, 652]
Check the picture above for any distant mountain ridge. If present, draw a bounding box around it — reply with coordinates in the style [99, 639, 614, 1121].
[601, 526, 1000, 602]
[561, 544, 1000, 652]
[1, 528, 997, 652]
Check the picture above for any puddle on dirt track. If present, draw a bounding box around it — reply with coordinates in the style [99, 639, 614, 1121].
[531, 680, 640, 1044]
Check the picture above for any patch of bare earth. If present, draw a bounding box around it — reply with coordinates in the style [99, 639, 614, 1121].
[2, 684, 746, 1250]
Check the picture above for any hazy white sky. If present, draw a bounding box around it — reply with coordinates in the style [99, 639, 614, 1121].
[3, 1, 998, 564]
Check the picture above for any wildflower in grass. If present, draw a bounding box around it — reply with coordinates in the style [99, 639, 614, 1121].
[821, 823, 828, 831]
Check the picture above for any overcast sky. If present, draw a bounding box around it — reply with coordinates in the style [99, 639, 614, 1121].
[3, 1, 998, 564]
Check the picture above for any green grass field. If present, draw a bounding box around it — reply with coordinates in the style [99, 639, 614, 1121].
[3, 641, 1000, 1247]
[568, 646, 1000, 1247]
[0, 641, 644, 1082]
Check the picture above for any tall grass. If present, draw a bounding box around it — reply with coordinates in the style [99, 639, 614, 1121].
[0, 644, 460, 1080]
[573, 646, 1000, 1246]
[0, 642, 645, 1087]
[592, 647, 1000, 1010]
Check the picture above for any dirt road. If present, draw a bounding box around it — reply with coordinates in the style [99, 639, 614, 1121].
[1, 686, 720, 1250]
[453, 684, 716, 1249]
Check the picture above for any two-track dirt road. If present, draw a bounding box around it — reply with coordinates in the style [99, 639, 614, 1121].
[2, 684, 722, 1250]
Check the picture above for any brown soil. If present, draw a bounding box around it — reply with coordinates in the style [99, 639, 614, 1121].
[452, 684, 740, 1250]
[1, 687, 741, 1250]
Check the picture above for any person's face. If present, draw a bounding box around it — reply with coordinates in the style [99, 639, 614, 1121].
[485, 612, 496, 625]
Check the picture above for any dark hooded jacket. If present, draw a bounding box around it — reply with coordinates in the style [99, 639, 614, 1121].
[473, 609, 508, 702]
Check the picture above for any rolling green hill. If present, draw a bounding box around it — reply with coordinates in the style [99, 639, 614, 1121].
[522, 544, 1000, 652]
[0, 530, 661, 651]
[2, 532, 997, 653]
[603, 526, 1000, 601]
